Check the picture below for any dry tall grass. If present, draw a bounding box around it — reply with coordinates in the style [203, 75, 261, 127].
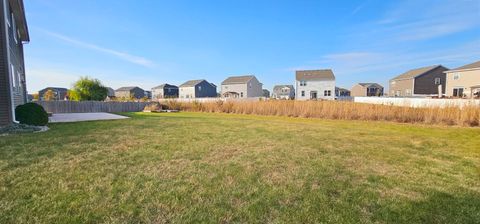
[163, 100, 480, 127]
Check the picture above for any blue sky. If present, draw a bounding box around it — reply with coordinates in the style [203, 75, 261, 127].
[25, 0, 480, 93]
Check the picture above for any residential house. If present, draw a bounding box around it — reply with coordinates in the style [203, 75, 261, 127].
[295, 69, 336, 100]
[179, 79, 217, 98]
[38, 87, 68, 101]
[221, 75, 263, 98]
[389, 65, 448, 97]
[144, 91, 152, 99]
[151, 83, 179, 99]
[272, 85, 295, 99]
[262, 89, 270, 98]
[0, 0, 29, 126]
[115, 86, 145, 99]
[445, 61, 480, 98]
[105, 87, 115, 100]
[335, 87, 351, 97]
[351, 83, 384, 97]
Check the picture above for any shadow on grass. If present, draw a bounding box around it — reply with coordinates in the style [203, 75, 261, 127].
[373, 190, 480, 223]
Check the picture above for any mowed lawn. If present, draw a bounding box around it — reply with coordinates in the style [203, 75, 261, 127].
[1, 112, 479, 223]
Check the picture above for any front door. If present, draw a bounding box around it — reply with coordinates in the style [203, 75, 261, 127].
[310, 91, 317, 99]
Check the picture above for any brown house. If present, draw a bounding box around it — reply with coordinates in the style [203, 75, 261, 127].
[445, 61, 480, 98]
[0, 0, 29, 126]
[351, 83, 384, 97]
[389, 65, 448, 97]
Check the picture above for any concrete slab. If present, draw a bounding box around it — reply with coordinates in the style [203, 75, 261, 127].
[49, 113, 129, 123]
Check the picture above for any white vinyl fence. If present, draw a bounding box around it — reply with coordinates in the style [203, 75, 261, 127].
[35, 101, 150, 113]
[354, 97, 480, 108]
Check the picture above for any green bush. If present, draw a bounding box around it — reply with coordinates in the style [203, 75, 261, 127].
[15, 103, 49, 126]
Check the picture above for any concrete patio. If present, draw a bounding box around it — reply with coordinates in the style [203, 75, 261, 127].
[49, 113, 129, 123]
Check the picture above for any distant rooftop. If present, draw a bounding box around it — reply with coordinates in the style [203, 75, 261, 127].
[296, 69, 335, 81]
[222, 75, 255, 85]
[391, 65, 445, 81]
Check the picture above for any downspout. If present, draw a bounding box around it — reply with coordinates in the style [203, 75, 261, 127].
[2, 0, 16, 123]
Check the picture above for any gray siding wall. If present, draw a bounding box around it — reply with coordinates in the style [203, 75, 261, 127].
[196, 81, 217, 98]
[414, 66, 448, 95]
[0, 0, 12, 125]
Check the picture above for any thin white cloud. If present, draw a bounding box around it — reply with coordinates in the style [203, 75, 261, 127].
[40, 29, 155, 68]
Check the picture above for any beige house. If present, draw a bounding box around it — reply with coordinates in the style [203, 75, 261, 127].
[389, 65, 448, 97]
[445, 61, 480, 98]
[351, 83, 384, 97]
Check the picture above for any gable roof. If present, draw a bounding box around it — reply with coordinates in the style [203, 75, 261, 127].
[179, 80, 205, 87]
[335, 87, 350, 92]
[358, 83, 383, 88]
[116, 86, 141, 91]
[391, 65, 445, 81]
[447, 60, 480, 72]
[273, 85, 294, 91]
[106, 87, 115, 96]
[296, 69, 335, 81]
[221, 75, 255, 85]
[152, 83, 178, 89]
[39, 87, 68, 92]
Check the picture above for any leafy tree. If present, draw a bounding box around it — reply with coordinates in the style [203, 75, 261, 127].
[43, 89, 55, 101]
[69, 77, 108, 101]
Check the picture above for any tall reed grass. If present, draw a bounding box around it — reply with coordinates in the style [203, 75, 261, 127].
[162, 100, 480, 127]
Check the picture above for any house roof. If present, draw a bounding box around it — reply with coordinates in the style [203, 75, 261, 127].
[179, 80, 205, 87]
[273, 85, 294, 91]
[106, 87, 115, 96]
[39, 87, 68, 92]
[116, 86, 140, 91]
[335, 87, 350, 92]
[447, 60, 480, 72]
[221, 75, 255, 85]
[296, 69, 335, 81]
[391, 65, 444, 81]
[152, 83, 178, 89]
[358, 83, 383, 88]
[9, 0, 29, 42]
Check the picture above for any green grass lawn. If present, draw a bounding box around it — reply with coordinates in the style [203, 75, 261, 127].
[1, 112, 479, 223]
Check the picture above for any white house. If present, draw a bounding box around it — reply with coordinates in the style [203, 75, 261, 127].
[295, 69, 336, 100]
[221, 75, 263, 98]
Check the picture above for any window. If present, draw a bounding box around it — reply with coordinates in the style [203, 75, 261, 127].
[453, 88, 464, 97]
[324, 90, 331, 96]
[405, 89, 412, 96]
[10, 64, 18, 91]
[240, 92, 244, 97]
[11, 13, 17, 44]
[453, 73, 460, 80]
[300, 80, 307, 86]
[434, 78, 441, 85]
[301, 91, 305, 97]
[198, 86, 202, 91]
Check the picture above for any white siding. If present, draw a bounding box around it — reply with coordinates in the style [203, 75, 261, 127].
[296, 80, 335, 100]
[179, 87, 196, 98]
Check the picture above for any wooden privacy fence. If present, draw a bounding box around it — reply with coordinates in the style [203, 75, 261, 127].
[35, 101, 149, 113]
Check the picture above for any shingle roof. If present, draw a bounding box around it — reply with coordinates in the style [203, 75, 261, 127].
[106, 87, 115, 96]
[358, 83, 383, 88]
[152, 83, 178, 89]
[296, 69, 335, 81]
[273, 85, 294, 91]
[179, 80, 206, 87]
[116, 86, 139, 91]
[221, 75, 255, 85]
[40, 87, 68, 92]
[391, 65, 442, 81]
[335, 87, 350, 92]
[448, 60, 480, 72]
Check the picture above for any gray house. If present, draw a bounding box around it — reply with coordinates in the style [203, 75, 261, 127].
[272, 85, 295, 99]
[115, 86, 145, 99]
[351, 83, 384, 97]
[390, 65, 448, 97]
[221, 75, 263, 98]
[262, 89, 270, 98]
[38, 87, 68, 101]
[179, 79, 217, 98]
[335, 87, 351, 97]
[0, 0, 29, 126]
[151, 83, 179, 99]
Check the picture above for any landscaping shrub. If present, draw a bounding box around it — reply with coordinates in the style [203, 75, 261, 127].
[15, 103, 49, 126]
